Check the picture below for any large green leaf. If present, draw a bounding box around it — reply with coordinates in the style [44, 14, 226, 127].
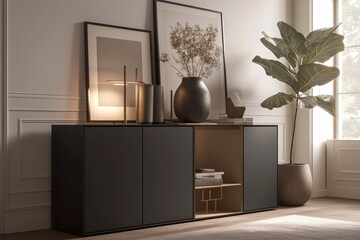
[261, 92, 295, 109]
[252, 56, 299, 92]
[298, 95, 335, 116]
[303, 33, 345, 64]
[305, 24, 340, 49]
[297, 63, 340, 92]
[299, 96, 317, 108]
[316, 95, 335, 116]
[297, 94, 335, 116]
[277, 21, 306, 55]
[260, 37, 284, 59]
[260, 35, 297, 68]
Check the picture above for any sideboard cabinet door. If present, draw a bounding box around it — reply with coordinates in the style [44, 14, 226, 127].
[143, 127, 194, 225]
[243, 126, 278, 212]
[84, 127, 143, 233]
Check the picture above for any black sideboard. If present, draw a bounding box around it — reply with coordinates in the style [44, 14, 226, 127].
[52, 124, 277, 235]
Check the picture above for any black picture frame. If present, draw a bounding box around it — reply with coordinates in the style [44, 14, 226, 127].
[84, 21, 153, 122]
[153, 0, 228, 120]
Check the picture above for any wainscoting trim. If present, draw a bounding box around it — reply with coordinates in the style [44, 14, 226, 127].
[327, 140, 360, 200]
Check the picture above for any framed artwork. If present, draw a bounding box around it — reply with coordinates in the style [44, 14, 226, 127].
[154, 0, 227, 120]
[84, 22, 153, 122]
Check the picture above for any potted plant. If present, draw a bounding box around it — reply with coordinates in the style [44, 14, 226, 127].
[160, 22, 222, 122]
[253, 21, 344, 206]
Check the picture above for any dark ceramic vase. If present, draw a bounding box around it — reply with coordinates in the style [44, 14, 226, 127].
[278, 163, 313, 206]
[174, 77, 211, 123]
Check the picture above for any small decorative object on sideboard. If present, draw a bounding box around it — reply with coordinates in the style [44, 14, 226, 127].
[153, 85, 164, 123]
[137, 84, 154, 124]
[226, 92, 246, 119]
[195, 168, 224, 186]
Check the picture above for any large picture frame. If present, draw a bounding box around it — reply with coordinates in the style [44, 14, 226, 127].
[84, 22, 153, 122]
[154, 0, 227, 120]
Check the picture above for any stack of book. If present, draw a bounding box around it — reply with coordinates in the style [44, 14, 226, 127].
[195, 169, 224, 186]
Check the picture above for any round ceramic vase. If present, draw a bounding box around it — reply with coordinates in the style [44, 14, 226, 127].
[174, 77, 211, 123]
[278, 163, 313, 206]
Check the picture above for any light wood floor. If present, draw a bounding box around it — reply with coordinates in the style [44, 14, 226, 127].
[1, 197, 360, 240]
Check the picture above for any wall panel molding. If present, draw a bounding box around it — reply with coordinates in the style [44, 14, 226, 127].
[338, 148, 360, 174]
[5, 203, 50, 212]
[7, 190, 50, 209]
[7, 117, 82, 195]
[18, 118, 81, 180]
[10, 108, 85, 113]
[17, 118, 50, 180]
[4, 205, 50, 233]
[327, 140, 360, 200]
[8, 92, 85, 100]
[8, 92, 86, 113]
[333, 178, 360, 183]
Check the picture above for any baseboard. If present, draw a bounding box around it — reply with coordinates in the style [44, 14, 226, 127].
[311, 189, 326, 198]
[4, 206, 50, 233]
[327, 187, 360, 200]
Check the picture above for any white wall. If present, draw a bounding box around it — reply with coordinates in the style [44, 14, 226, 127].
[292, 0, 312, 170]
[1, 0, 293, 233]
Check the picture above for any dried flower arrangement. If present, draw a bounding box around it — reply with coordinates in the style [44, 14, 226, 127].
[160, 22, 222, 78]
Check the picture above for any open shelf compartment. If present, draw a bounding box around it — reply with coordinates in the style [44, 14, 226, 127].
[194, 126, 244, 219]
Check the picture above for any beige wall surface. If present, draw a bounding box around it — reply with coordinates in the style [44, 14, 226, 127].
[1, 0, 293, 233]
